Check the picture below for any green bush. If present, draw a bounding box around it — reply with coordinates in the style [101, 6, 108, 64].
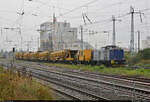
[138, 48, 150, 60]
[129, 48, 150, 65]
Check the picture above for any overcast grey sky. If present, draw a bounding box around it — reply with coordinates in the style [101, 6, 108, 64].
[0, 0, 149, 51]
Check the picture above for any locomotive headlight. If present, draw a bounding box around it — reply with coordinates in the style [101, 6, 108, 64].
[111, 60, 115, 64]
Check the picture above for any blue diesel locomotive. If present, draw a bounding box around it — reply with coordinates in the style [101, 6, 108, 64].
[92, 45, 125, 66]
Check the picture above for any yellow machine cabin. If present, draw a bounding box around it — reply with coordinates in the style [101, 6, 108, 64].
[65, 50, 78, 61]
[76, 49, 92, 62]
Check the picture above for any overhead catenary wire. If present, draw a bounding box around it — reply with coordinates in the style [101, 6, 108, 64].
[56, 0, 99, 18]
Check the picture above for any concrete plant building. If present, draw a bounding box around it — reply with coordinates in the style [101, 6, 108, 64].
[39, 18, 93, 51]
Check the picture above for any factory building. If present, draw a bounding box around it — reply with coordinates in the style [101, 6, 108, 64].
[39, 18, 93, 51]
[142, 36, 150, 50]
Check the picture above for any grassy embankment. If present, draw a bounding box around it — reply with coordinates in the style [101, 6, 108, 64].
[0, 66, 54, 100]
[44, 63, 150, 78]
[133, 60, 150, 68]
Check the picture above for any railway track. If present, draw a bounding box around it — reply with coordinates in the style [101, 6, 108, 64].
[16, 61, 150, 88]
[32, 72, 101, 100]
[16, 65, 117, 100]
[2, 63, 109, 100]
[1, 59, 150, 101]
[18, 60, 150, 83]
[32, 78, 78, 100]
[13, 64, 150, 100]
[1, 62, 82, 100]
[3, 66, 81, 100]
[21, 64, 150, 100]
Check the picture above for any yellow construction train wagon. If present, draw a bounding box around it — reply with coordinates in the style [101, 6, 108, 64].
[49, 50, 78, 62]
[29, 52, 37, 61]
[30, 51, 41, 61]
[49, 50, 68, 62]
[38, 51, 51, 61]
[16, 52, 24, 60]
[20, 52, 24, 59]
[23, 52, 28, 60]
[15, 52, 20, 59]
[23, 52, 32, 60]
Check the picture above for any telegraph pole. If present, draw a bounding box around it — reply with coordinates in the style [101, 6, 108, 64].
[137, 31, 140, 52]
[129, 6, 144, 56]
[80, 25, 83, 50]
[112, 16, 116, 46]
[130, 6, 134, 56]
[112, 15, 121, 46]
